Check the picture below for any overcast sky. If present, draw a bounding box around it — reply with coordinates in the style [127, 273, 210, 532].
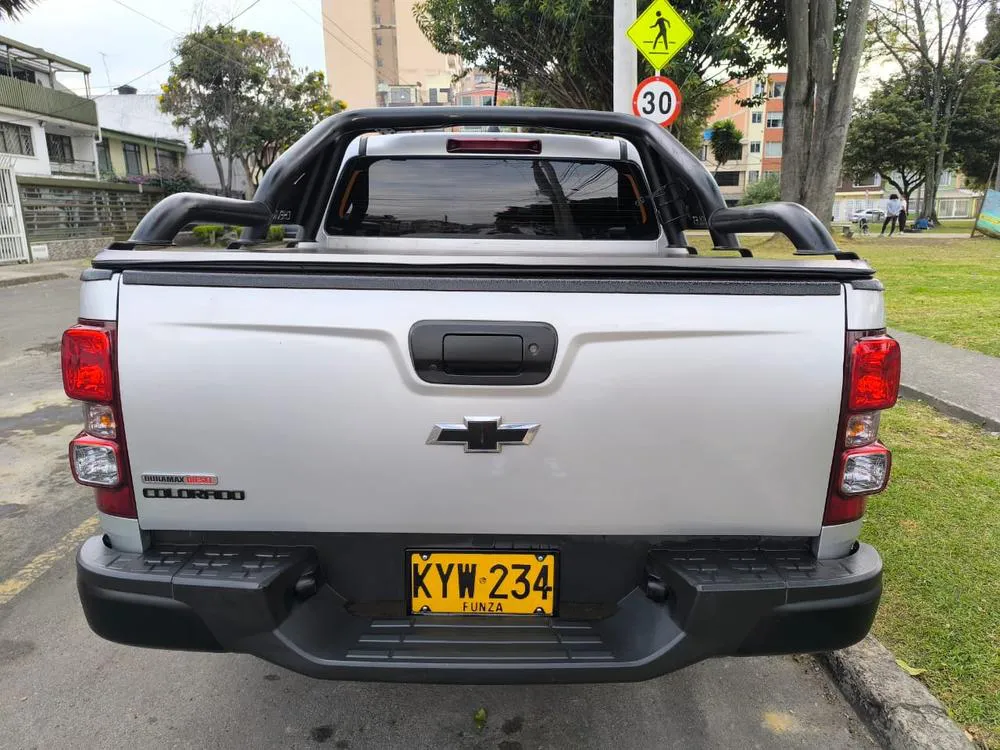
[0, 0, 327, 95]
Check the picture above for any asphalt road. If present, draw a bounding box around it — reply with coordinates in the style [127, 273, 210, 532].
[0, 275, 878, 750]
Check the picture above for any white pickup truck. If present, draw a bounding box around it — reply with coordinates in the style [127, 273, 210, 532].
[65, 108, 899, 683]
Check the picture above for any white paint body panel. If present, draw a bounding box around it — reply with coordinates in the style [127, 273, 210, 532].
[117, 283, 849, 536]
[79, 276, 119, 321]
[845, 286, 885, 330]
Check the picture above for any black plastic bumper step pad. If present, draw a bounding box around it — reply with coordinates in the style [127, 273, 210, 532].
[345, 616, 614, 663]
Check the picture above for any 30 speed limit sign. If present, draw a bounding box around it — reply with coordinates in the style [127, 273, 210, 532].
[631, 76, 682, 127]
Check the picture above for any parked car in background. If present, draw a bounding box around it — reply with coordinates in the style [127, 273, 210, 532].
[850, 208, 886, 224]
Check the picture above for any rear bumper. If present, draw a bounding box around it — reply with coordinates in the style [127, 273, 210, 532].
[77, 536, 881, 683]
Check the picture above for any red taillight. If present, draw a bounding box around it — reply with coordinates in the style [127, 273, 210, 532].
[94, 486, 137, 518]
[848, 336, 901, 411]
[63, 321, 136, 519]
[61, 325, 113, 402]
[824, 331, 900, 526]
[446, 137, 542, 154]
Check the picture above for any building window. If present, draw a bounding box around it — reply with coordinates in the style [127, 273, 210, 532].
[375, 34, 382, 47]
[46, 133, 74, 163]
[155, 148, 179, 172]
[376, 56, 384, 68]
[460, 95, 474, 106]
[0, 121, 34, 156]
[373, 13, 381, 24]
[751, 111, 763, 124]
[853, 174, 880, 188]
[97, 141, 111, 173]
[749, 141, 761, 154]
[766, 112, 784, 128]
[122, 142, 142, 176]
[429, 88, 438, 104]
[771, 81, 786, 98]
[939, 170, 954, 186]
[753, 80, 765, 97]
[748, 170, 760, 184]
[763, 170, 780, 181]
[481, 96, 494, 106]
[764, 141, 783, 158]
[715, 171, 740, 187]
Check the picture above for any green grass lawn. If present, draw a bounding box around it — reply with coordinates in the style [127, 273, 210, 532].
[866, 400, 1000, 747]
[708, 234, 1000, 358]
[924, 218, 976, 234]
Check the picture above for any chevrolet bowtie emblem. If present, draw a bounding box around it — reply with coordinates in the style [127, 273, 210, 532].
[427, 417, 540, 453]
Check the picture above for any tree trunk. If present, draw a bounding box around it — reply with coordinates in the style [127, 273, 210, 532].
[803, 0, 871, 224]
[241, 158, 256, 200]
[780, 0, 812, 204]
[204, 135, 228, 196]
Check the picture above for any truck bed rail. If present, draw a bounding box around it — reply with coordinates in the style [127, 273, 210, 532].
[125, 107, 843, 257]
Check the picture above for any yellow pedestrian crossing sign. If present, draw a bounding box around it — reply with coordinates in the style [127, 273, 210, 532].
[627, 0, 694, 72]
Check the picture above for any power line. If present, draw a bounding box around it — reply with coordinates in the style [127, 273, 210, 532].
[108, 0, 261, 73]
[288, 0, 378, 74]
[0, 0, 265, 127]
[288, 0, 372, 63]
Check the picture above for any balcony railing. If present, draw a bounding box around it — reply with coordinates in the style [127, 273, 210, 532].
[50, 158, 97, 177]
[0, 75, 97, 127]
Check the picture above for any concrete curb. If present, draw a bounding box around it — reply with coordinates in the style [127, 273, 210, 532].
[899, 384, 1000, 434]
[822, 636, 976, 749]
[0, 272, 68, 289]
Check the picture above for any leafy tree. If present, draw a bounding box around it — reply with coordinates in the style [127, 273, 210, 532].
[843, 76, 935, 206]
[413, 0, 781, 148]
[868, 0, 995, 218]
[708, 120, 743, 175]
[950, 63, 1000, 188]
[160, 26, 335, 196]
[739, 174, 781, 204]
[0, 0, 35, 18]
[243, 71, 344, 184]
[160, 26, 273, 196]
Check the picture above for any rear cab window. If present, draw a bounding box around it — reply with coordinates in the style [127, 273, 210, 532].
[325, 156, 658, 241]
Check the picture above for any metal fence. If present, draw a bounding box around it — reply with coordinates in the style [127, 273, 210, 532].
[0, 164, 29, 263]
[50, 159, 98, 178]
[16, 178, 163, 243]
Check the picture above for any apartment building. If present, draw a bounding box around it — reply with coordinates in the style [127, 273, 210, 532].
[322, 0, 460, 108]
[0, 35, 99, 180]
[701, 72, 786, 205]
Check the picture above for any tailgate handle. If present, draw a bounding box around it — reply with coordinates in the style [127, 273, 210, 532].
[410, 321, 557, 386]
[443, 334, 522, 375]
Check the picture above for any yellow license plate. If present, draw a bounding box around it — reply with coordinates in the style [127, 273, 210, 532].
[409, 551, 557, 616]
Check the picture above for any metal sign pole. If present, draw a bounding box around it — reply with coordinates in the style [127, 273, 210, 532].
[613, 0, 637, 113]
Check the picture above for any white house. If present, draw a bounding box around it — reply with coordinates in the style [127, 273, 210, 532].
[96, 88, 247, 196]
[0, 34, 99, 179]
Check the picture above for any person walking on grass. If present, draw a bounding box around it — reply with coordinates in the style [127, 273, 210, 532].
[881, 194, 902, 236]
[897, 199, 908, 233]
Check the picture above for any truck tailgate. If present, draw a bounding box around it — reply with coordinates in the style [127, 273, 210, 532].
[116, 275, 846, 536]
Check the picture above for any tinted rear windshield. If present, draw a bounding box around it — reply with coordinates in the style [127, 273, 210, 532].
[326, 157, 658, 240]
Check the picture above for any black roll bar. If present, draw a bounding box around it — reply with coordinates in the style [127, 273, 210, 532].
[708, 203, 840, 255]
[128, 193, 270, 246]
[127, 106, 841, 255]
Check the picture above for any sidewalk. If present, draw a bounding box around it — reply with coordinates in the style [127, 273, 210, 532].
[0, 260, 88, 288]
[891, 329, 1000, 433]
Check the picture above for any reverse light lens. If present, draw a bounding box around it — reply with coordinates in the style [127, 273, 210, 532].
[849, 336, 901, 411]
[70, 435, 121, 487]
[845, 411, 880, 447]
[84, 402, 117, 438]
[62, 326, 113, 402]
[839, 444, 891, 496]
